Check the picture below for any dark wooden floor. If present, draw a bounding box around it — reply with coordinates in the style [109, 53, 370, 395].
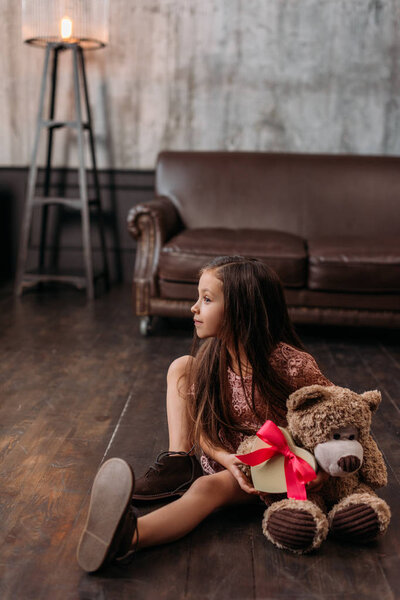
[0, 284, 399, 600]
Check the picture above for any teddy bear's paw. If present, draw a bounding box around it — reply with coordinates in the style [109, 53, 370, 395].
[266, 509, 316, 552]
[329, 493, 391, 543]
[262, 499, 329, 554]
[330, 503, 379, 542]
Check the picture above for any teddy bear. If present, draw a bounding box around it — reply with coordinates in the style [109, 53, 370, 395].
[237, 384, 391, 554]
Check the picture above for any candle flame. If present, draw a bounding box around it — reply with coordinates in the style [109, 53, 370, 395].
[60, 17, 73, 40]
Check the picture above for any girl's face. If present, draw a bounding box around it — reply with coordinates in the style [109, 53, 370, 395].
[191, 270, 224, 338]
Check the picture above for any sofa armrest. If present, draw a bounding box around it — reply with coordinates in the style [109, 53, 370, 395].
[127, 196, 182, 315]
[127, 196, 181, 244]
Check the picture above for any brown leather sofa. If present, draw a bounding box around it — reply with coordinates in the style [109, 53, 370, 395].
[127, 151, 400, 333]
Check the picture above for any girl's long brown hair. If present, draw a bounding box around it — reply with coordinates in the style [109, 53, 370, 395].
[187, 255, 304, 450]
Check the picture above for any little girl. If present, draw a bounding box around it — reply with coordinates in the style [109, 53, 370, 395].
[77, 256, 332, 572]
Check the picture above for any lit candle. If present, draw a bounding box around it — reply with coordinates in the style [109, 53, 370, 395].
[60, 17, 73, 40]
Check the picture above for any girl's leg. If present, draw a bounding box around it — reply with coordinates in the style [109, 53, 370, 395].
[166, 355, 192, 452]
[77, 462, 256, 572]
[132, 355, 203, 501]
[135, 470, 257, 548]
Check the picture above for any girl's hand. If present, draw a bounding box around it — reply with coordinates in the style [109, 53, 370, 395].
[198, 437, 258, 495]
[222, 454, 259, 495]
[306, 469, 329, 492]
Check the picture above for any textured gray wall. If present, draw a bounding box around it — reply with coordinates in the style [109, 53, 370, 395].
[1, 0, 400, 169]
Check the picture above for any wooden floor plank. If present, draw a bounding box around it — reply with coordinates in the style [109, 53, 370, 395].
[184, 505, 261, 600]
[0, 287, 144, 599]
[253, 534, 394, 600]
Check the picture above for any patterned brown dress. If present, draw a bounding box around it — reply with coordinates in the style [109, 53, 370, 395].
[200, 342, 332, 474]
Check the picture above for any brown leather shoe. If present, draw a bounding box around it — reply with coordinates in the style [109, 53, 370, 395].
[77, 458, 138, 572]
[132, 450, 203, 501]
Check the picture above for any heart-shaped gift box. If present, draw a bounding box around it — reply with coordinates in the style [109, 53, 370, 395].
[237, 421, 317, 497]
[250, 427, 317, 493]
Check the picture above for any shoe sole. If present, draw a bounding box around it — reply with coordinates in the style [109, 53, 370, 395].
[131, 489, 186, 501]
[77, 458, 134, 572]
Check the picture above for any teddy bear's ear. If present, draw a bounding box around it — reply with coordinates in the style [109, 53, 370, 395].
[287, 384, 330, 411]
[361, 390, 382, 413]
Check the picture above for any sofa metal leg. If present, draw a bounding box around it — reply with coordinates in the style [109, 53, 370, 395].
[139, 316, 153, 336]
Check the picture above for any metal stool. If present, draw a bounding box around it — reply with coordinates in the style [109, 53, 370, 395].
[15, 42, 109, 300]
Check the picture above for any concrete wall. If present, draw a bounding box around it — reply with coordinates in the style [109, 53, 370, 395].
[1, 0, 400, 169]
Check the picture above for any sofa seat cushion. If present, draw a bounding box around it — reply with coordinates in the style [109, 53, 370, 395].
[159, 228, 307, 288]
[308, 236, 400, 292]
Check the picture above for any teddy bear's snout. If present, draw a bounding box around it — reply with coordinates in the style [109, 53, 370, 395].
[337, 455, 361, 473]
[314, 438, 364, 477]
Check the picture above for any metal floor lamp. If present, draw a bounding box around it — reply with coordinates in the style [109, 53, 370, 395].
[16, 1, 110, 300]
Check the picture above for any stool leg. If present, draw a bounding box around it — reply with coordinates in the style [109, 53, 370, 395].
[72, 45, 94, 301]
[41, 46, 60, 273]
[15, 45, 51, 295]
[78, 47, 110, 290]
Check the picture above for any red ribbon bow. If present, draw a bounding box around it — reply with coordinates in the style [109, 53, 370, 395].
[236, 420, 316, 500]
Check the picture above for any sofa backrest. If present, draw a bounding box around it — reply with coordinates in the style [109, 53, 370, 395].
[155, 151, 400, 237]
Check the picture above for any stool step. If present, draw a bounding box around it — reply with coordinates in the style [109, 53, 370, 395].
[20, 272, 87, 290]
[33, 196, 100, 209]
[20, 269, 107, 292]
[42, 120, 89, 130]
